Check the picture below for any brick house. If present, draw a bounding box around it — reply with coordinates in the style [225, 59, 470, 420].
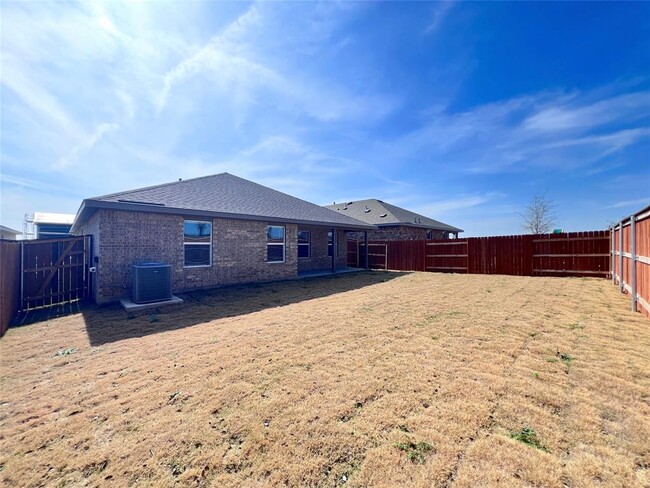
[325, 199, 462, 241]
[71, 173, 374, 304]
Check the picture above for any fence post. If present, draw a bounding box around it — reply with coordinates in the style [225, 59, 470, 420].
[619, 220, 624, 293]
[364, 232, 369, 270]
[20, 240, 24, 312]
[611, 227, 615, 283]
[630, 215, 637, 312]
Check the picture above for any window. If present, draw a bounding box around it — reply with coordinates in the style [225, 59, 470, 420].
[298, 230, 310, 259]
[267, 226, 285, 263]
[327, 231, 336, 257]
[184, 220, 212, 267]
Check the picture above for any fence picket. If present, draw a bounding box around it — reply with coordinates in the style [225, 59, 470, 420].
[611, 205, 650, 318]
[348, 231, 610, 278]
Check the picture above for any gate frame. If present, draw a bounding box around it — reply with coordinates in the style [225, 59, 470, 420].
[19, 235, 93, 312]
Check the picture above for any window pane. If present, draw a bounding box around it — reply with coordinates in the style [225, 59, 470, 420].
[184, 244, 211, 266]
[298, 244, 309, 258]
[184, 221, 211, 243]
[267, 226, 284, 243]
[298, 231, 310, 244]
[267, 245, 284, 262]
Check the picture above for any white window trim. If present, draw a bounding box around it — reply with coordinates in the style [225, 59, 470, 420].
[298, 230, 311, 259]
[267, 225, 285, 264]
[184, 220, 213, 268]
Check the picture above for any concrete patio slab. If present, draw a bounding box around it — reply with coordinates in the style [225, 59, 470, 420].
[120, 295, 183, 312]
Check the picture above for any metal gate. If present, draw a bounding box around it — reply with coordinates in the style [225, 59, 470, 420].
[21, 236, 92, 311]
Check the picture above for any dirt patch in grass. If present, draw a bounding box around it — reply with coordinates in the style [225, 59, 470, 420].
[1, 271, 648, 487]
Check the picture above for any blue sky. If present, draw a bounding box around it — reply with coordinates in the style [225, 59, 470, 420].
[1, 1, 649, 236]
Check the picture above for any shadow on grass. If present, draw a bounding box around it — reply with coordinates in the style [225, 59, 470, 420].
[12, 300, 89, 328]
[81, 270, 409, 347]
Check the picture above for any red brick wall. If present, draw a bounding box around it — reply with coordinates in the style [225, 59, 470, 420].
[347, 226, 448, 241]
[296, 227, 347, 272]
[76, 209, 349, 304]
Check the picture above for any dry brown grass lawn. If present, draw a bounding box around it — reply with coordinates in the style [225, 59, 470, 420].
[1, 271, 649, 487]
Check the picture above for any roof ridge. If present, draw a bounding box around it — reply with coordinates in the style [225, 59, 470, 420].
[72, 172, 376, 232]
[234, 176, 364, 218]
[328, 198, 383, 207]
[89, 172, 231, 201]
[380, 201, 460, 228]
[327, 198, 462, 232]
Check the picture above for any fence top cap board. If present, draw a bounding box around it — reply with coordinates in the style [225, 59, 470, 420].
[325, 198, 463, 233]
[71, 173, 376, 233]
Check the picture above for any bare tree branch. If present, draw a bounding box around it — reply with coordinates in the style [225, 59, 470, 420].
[519, 193, 556, 234]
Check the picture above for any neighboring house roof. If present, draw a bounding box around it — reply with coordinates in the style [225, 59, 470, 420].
[33, 212, 75, 225]
[325, 199, 463, 233]
[72, 173, 375, 232]
[0, 224, 21, 237]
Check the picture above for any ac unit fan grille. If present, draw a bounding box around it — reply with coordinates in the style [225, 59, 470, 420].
[132, 263, 172, 304]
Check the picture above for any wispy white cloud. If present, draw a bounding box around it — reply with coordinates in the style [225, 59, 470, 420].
[157, 5, 264, 113]
[524, 91, 650, 132]
[210, 136, 361, 200]
[58, 122, 120, 169]
[156, 3, 399, 123]
[604, 198, 650, 210]
[414, 193, 501, 215]
[374, 87, 650, 176]
[1, 53, 82, 139]
[425, 1, 455, 35]
[0, 174, 78, 194]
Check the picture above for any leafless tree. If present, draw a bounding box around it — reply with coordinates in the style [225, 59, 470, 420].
[520, 193, 556, 234]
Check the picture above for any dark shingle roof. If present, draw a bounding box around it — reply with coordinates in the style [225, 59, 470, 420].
[325, 199, 463, 233]
[72, 173, 374, 231]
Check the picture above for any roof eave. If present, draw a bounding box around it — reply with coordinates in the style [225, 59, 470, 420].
[75, 200, 377, 231]
[70, 200, 93, 234]
[376, 222, 463, 233]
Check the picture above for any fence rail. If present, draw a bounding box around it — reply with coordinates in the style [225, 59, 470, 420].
[611, 205, 650, 318]
[0, 236, 92, 338]
[348, 230, 610, 279]
[21, 236, 91, 311]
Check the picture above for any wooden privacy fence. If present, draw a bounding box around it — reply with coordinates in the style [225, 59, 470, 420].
[348, 230, 610, 278]
[0, 240, 21, 337]
[611, 205, 650, 318]
[21, 236, 92, 310]
[347, 242, 389, 270]
[0, 236, 92, 337]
